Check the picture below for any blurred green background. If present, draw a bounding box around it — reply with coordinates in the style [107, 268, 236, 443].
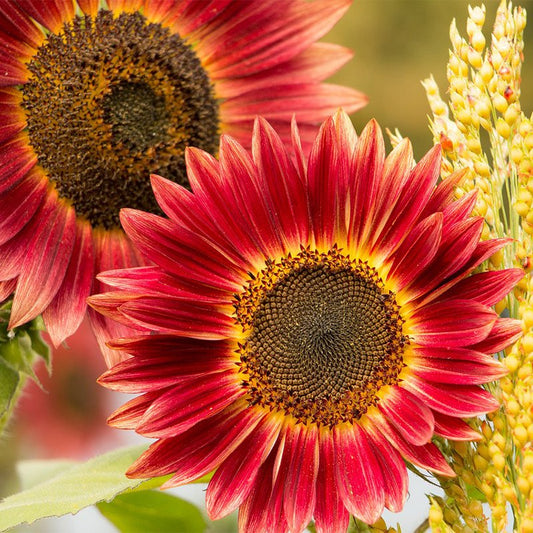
[328, 0, 533, 159]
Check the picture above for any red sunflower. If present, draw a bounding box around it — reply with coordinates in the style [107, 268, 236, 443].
[0, 0, 365, 365]
[91, 112, 522, 531]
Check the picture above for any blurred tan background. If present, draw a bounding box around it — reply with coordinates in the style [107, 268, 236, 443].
[328, 0, 533, 159]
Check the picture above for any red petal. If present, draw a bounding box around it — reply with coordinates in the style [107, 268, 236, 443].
[411, 355, 507, 385]
[120, 208, 243, 291]
[218, 134, 285, 258]
[252, 117, 310, 247]
[402, 377, 500, 417]
[378, 386, 434, 446]
[99, 350, 232, 393]
[221, 83, 365, 123]
[136, 370, 244, 438]
[470, 317, 523, 354]
[442, 189, 477, 226]
[10, 198, 76, 328]
[0, 3, 43, 47]
[0, 170, 46, 246]
[409, 299, 497, 347]
[433, 411, 481, 441]
[348, 120, 386, 251]
[420, 169, 467, 217]
[387, 212, 442, 293]
[42, 219, 94, 346]
[439, 268, 523, 307]
[206, 415, 281, 520]
[216, 43, 353, 98]
[129, 402, 262, 483]
[17, 0, 75, 33]
[367, 411, 454, 476]
[364, 427, 408, 512]
[76, 0, 100, 16]
[119, 295, 234, 338]
[283, 424, 319, 533]
[106, 389, 164, 429]
[405, 217, 485, 301]
[88, 229, 144, 367]
[368, 144, 440, 259]
[185, 147, 263, 263]
[238, 441, 284, 533]
[314, 429, 350, 533]
[367, 138, 414, 251]
[334, 424, 385, 524]
[203, 0, 351, 76]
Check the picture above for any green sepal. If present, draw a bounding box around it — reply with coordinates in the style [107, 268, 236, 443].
[0, 357, 20, 426]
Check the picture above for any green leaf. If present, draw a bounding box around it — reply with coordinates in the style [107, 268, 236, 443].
[0, 444, 150, 530]
[97, 490, 205, 533]
[16, 459, 76, 491]
[0, 357, 20, 419]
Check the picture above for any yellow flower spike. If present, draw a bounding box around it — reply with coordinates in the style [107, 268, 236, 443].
[479, 61, 494, 84]
[505, 353, 520, 372]
[467, 48, 483, 68]
[496, 117, 512, 138]
[469, 4, 486, 25]
[514, 424, 529, 447]
[523, 309, 533, 328]
[471, 32, 486, 53]
[517, 361, 532, 380]
[521, 518, 533, 533]
[492, 452, 507, 471]
[423, 4, 532, 527]
[505, 104, 522, 125]
[518, 476, 530, 495]
[474, 454, 490, 471]
[515, 202, 530, 217]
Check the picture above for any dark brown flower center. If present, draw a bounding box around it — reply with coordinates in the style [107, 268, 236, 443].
[235, 247, 408, 427]
[21, 10, 219, 229]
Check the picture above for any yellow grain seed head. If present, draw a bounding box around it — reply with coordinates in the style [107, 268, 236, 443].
[523, 308, 533, 328]
[521, 518, 533, 533]
[492, 452, 507, 471]
[467, 47, 483, 68]
[504, 353, 520, 372]
[479, 60, 494, 84]
[493, 93, 509, 114]
[523, 453, 533, 473]
[469, 4, 486, 26]
[505, 103, 522, 125]
[473, 453, 489, 471]
[514, 424, 529, 447]
[517, 475, 530, 496]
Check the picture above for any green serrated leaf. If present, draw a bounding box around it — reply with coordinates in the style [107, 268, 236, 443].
[16, 459, 77, 491]
[97, 490, 205, 533]
[0, 444, 150, 530]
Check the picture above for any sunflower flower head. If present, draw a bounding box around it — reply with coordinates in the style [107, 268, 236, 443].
[0, 0, 365, 364]
[90, 111, 522, 532]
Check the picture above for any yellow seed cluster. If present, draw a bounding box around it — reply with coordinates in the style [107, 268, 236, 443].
[432, 439, 489, 532]
[423, 2, 527, 245]
[425, 2, 533, 532]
